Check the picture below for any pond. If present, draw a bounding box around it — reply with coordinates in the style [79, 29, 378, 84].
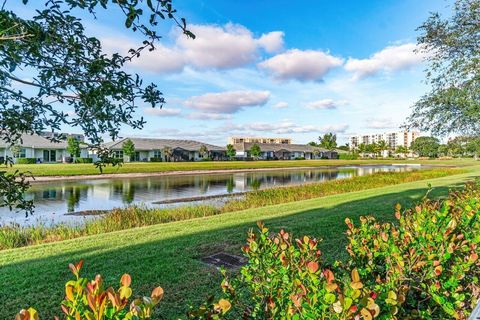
[1, 164, 422, 226]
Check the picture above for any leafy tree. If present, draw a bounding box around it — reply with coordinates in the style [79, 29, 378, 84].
[162, 146, 173, 162]
[307, 141, 318, 147]
[0, 0, 193, 214]
[226, 144, 236, 159]
[249, 144, 262, 160]
[66, 137, 81, 158]
[122, 139, 136, 162]
[357, 143, 368, 157]
[319, 133, 337, 150]
[395, 146, 409, 158]
[198, 145, 209, 158]
[408, 0, 480, 136]
[410, 137, 440, 157]
[337, 143, 350, 151]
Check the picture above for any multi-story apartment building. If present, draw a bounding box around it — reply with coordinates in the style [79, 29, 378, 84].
[349, 130, 420, 151]
[228, 137, 291, 145]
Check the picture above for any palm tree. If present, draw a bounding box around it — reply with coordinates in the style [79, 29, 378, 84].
[358, 143, 367, 157]
[395, 146, 409, 158]
[376, 140, 389, 158]
[162, 146, 173, 162]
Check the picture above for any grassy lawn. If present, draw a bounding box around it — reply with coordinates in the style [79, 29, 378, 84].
[3, 158, 478, 177]
[1, 165, 479, 319]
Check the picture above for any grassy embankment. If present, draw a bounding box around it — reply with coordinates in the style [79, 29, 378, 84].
[3, 158, 478, 177]
[0, 168, 461, 249]
[1, 165, 479, 319]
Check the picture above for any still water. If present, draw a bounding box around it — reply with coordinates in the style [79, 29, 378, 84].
[1, 165, 421, 225]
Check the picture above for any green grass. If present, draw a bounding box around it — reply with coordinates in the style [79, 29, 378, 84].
[1, 166, 479, 319]
[0, 168, 461, 250]
[3, 158, 478, 176]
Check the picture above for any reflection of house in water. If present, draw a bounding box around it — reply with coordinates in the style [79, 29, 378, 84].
[28, 185, 89, 212]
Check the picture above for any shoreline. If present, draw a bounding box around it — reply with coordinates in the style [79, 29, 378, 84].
[27, 163, 425, 183]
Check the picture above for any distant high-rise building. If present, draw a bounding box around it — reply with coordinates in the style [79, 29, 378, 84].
[228, 137, 291, 145]
[349, 130, 421, 151]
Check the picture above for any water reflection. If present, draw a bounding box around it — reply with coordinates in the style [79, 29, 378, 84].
[1, 165, 419, 225]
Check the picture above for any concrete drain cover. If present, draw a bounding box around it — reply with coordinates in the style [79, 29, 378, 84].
[201, 252, 246, 269]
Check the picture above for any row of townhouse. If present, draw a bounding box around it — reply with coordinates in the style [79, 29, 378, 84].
[1, 134, 339, 164]
[233, 142, 338, 160]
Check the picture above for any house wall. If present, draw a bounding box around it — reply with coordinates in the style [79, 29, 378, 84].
[1, 147, 88, 163]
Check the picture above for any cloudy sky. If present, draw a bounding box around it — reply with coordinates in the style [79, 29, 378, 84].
[11, 0, 454, 145]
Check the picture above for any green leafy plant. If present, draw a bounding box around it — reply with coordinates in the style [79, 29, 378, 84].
[74, 157, 93, 164]
[16, 260, 164, 320]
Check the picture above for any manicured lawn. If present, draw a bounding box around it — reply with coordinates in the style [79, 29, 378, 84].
[1, 166, 479, 319]
[3, 158, 478, 177]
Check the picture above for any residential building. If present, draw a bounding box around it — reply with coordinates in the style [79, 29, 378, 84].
[0, 133, 89, 163]
[102, 138, 226, 162]
[349, 130, 420, 153]
[228, 137, 291, 145]
[233, 142, 338, 160]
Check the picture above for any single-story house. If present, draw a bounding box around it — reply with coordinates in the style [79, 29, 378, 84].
[0, 133, 88, 163]
[102, 138, 226, 162]
[233, 142, 338, 160]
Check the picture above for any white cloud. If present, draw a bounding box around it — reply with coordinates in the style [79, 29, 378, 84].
[184, 90, 271, 114]
[344, 43, 425, 80]
[306, 99, 349, 110]
[257, 31, 285, 53]
[273, 101, 289, 109]
[176, 23, 259, 69]
[258, 49, 343, 81]
[186, 112, 232, 120]
[239, 121, 348, 134]
[101, 38, 185, 74]
[364, 117, 398, 129]
[144, 108, 182, 117]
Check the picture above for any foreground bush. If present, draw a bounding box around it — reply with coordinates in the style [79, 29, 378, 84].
[16, 261, 164, 320]
[0, 168, 461, 250]
[194, 183, 480, 319]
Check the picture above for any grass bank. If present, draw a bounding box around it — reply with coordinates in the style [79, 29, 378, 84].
[3, 158, 478, 177]
[0, 166, 478, 319]
[0, 168, 462, 250]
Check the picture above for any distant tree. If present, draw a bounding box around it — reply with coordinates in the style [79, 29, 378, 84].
[376, 140, 389, 157]
[162, 147, 173, 162]
[410, 137, 440, 157]
[357, 143, 368, 157]
[408, 0, 480, 136]
[307, 141, 318, 147]
[438, 144, 449, 157]
[66, 137, 81, 158]
[122, 139, 136, 162]
[249, 144, 262, 160]
[199, 145, 209, 158]
[319, 133, 337, 150]
[395, 146, 409, 158]
[337, 143, 350, 151]
[226, 144, 236, 159]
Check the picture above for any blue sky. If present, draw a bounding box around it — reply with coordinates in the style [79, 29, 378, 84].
[9, 0, 454, 145]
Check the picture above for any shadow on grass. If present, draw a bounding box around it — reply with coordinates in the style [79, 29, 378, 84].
[0, 182, 467, 319]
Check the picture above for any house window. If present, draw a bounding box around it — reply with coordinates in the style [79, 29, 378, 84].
[153, 150, 161, 158]
[13, 148, 26, 158]
[112, 150, 124, 159]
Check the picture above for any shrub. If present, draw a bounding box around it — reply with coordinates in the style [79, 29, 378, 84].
[16, 158, 36, 164]
[197, 183, 480, 319]
[294, 156, 305, 160]
[74, 157, 93, 163]
[149, 157, 162, 162]
[16, 260, 164, 319]
[339, 153, 358, 160]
